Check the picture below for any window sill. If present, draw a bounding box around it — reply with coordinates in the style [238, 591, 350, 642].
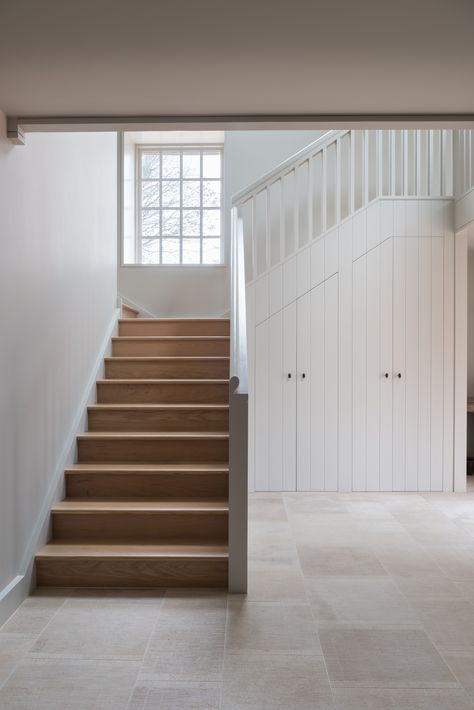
[120, 263, 228, 269]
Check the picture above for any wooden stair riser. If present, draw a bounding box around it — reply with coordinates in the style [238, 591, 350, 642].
[112, 338, 229, 357]
[87, 406, 229, 432]
[118, 319, 230, 337]
[97, 381, 229, 404]
[65, 471, 229, 499]
[52, 512, 228, 542]
[104, 358, 230, 380]
[77, 437, 229, 463]
[36, 557, 228, 588]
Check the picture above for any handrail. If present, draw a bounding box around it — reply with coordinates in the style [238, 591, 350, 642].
[228, 206, 249, 593]
[231, 129, 336, 205]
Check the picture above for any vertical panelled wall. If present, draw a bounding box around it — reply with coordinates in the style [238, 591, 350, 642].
[454, 130, 474, 198]
[238, 129, 454, 284]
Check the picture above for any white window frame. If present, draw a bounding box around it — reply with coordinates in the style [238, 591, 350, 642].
[133, 143, 224, 267]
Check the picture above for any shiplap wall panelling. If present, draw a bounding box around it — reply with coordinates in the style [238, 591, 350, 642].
[297, 160, 310, 249]
[338, 219, 353, 492]
[255, 190, 268, 276]
[268, 266, 283, 317]
[282, 303, 297, 490]
[325, 228, 339, 279]
[268, 310, 284, 490]
[379, 238, 394, 491]
[352, 254, 367, 492]
[246, 283, 256, 492]
[297, 249, 311, 299]
[311, 151, 324, 238]
[323, 274, 339, 491]
[255, 275, 269, 325]
[255, 319, 269, 490]
[309, 282, 325, 491]
[310, 237, 325, 289]
[366, 245, 382, 491]
[392, 236, 407, 491]
[404, 236, 420, 492]
[296, 292, 311, 489]
[443, 201, 455, 492]
[283, 255, 297, 308]
[283, 170, 296, 258]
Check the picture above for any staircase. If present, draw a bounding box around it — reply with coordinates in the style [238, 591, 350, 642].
[35, 307, 230, 588]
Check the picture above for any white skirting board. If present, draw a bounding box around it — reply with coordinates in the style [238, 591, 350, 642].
[0, 307, 120, 627]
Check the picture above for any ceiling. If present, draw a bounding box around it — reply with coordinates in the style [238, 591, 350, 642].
[0, 0, 473, 120]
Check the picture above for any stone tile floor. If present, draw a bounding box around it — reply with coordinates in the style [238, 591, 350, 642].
[3, 484, 474, 708]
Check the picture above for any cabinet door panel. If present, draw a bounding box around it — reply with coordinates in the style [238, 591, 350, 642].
[379, 238, 393, 491]
[324, 274, 339, 491]
[404, 237, 420, 491]
[309, 282, 325, 491]
[255, 320, 269, 490]
[283, 302, 297, 490]
[430, 237, 444, 491]
[352, 256, 367, 491]
[268, 311, 283, 490]
[297, 293, 311, 490]
[366, 246, 381, 491]
[417, 237, 431, 491]
[392, 237, 407, 491]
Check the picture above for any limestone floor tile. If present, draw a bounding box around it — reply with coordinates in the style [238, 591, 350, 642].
[442, 651, 474, 701]
[247, 562, 307, 602]
[0, 591, 67, 637]
[390, 572, 462, 598]
[408, 596, 474, 651]
[371, 543, 445, 578]
[306, 577, 418, 625]
[297, 546, 387, 577]
[289, 514, 363, 548]
[222, 651, 334, 710]
[0, 657, 140, 710]
[141, 591, 227, 681]
[283, 493, 348, 516]
[0, 634, 36, 688]
[29, 594, 163, 660]
[128, 681, 221, 710]
[249, 494, 288, 522]
[318, 626, 458, 688]
[427, 547, 474, 581]
[331, 687, 474, 710]
[248, 523, 299, 565]
[226, 600, 321, 654]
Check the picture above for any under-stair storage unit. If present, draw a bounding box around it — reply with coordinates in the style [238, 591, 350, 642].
[36, 313, 230, 588]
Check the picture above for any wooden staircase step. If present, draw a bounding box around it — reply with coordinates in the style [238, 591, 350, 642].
[118, 318, 230, 337]
[121, 303, 139, 319]
[36, 542, 228, 587]
[104, 357, 230, 380]
[96, 379, 229, 404]
[112, 336, 230, 357]
[77, 431, 229, 463]
[65, 464, 229, 499]
[51, 499, 228, 542]
[87, 404, 229, 432]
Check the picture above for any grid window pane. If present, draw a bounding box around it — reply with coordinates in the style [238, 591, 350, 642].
[137, 147, 222, 265]
[162, 181, 180, 208]
[182, 210, 201, 236]
[203, 180, 221, 207]
[183, 238, 201, 264]
[142, 238, 160, 263]
[162, 209, 180, 236]
[203, 152, 221, 178]
[183, 153, 200, 178]
[142, 181, 160, 208]
[142, 210, 160, 237]
[162, 238, 181, 264]
[203, 209, 221, 236]
[203, 238, 221, 264]
[162, 152, 180, 179]
[182, 181, 201, 208]
[142, 153, 160, 179]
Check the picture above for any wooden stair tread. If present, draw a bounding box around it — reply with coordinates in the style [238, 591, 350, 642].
[65, 463, 229, 473]
[37, 542, 228, 559]
[112, 336, 230, 341]
[52, 499, 228, 513]
[77, 432, 229, 440]
[119, 321, 229, 325]
[105, 356, 230, 361]
[97, 378, 229, 384]
[88, 404, 229, 410]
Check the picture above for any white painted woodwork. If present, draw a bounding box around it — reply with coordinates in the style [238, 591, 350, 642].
[297, 293, 311, 489]
[283, 256, 297, 307]
[255, 320, 269, 490]
[282, 303, 297, 490]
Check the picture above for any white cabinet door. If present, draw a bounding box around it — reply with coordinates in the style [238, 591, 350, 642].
[282, 302, 297, 490]
[255, 320, 269, 490]
[268, 310, 283, 490]
[297, 275, 339, 491]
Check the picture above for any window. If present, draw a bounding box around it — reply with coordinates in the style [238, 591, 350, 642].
[136, 146, 223, 265]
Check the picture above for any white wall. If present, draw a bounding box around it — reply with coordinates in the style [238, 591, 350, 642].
[0, 115, 117, 620]
[467, 250, 474, 458]
[118, 130, 324, 317]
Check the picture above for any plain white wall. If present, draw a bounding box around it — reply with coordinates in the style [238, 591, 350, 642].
[118, 130, 324, 316]
[0, 115, 117, 615]
[467, 250, 474, 457]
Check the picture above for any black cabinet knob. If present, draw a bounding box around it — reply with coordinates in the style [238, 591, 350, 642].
[397, 373, 402, 378]
[287, 373, 292, 379]
[384, 373, 389, 378]
[302, 373, 306, 379]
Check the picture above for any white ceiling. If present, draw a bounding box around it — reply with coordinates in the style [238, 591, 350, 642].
[0, 0, 473, 119]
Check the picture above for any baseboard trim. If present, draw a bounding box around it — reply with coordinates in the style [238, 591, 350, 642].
[0, 307, 120, 627]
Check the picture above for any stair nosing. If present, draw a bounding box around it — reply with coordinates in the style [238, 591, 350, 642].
[96, 378, 229, 384]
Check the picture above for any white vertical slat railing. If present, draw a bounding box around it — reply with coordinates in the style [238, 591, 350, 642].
[228, 208, 248, 593]
[234, 129, 457, 283]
